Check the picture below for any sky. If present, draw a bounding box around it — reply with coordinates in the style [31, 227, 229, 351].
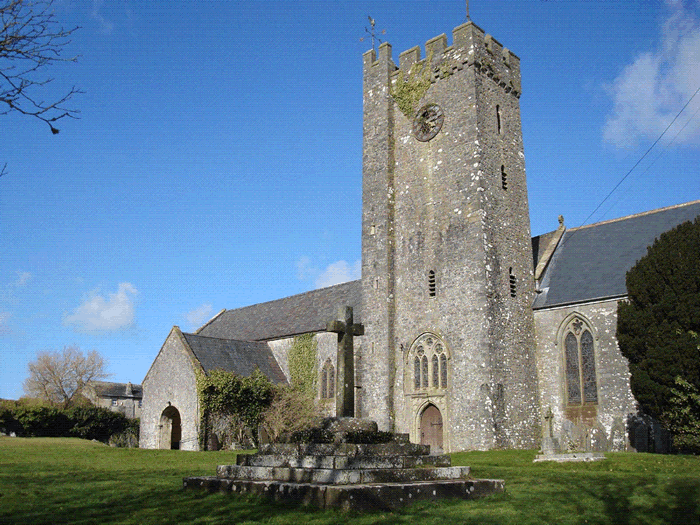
[2, 0, 699, 400]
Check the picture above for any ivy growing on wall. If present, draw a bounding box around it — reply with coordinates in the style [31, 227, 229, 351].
[196, 368, 274, 449]
[391, 52, 433, 119]
[287, 333, 318, 398]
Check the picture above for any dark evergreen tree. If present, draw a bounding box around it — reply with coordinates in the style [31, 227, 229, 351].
[617, 217, 700, 421]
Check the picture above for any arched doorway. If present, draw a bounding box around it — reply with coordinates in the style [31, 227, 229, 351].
[159, 405, 181, 450]
[420, 404, 443, 454]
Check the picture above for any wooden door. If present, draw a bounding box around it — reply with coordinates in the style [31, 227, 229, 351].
[420, 404, 443, 453]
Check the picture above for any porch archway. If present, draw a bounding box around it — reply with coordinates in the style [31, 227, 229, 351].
[159, 405, 181, 450]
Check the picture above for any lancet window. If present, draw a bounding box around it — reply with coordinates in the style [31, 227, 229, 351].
[563, 316, 598, 405]
[410, 333, 448, 392]
[320, 358, 335, 400]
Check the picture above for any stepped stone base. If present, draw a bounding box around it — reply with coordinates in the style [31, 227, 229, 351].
[182, 477, 505, 511]
[183, 418, 505, 511]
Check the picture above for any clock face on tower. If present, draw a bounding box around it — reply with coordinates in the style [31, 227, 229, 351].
[413, 104, 444, 142]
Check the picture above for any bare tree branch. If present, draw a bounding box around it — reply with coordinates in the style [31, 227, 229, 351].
[23, 346, 109, 408]
[1, 0, 82, 134]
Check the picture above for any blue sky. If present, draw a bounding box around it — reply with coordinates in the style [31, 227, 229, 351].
[2, 0, 699, 400]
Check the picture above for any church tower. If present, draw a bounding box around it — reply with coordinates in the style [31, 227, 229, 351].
[358, 22, 540, 451]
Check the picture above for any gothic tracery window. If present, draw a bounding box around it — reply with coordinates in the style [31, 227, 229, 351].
[409, 334, 449, 392]
[320, 359, 335, 400]
[563, 317, 598, 405]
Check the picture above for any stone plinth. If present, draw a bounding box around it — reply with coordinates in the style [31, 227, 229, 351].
[183, 418, 504, 511]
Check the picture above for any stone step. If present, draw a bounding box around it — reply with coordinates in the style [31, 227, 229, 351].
[182, 477, 505, 511]
[235, 453, 451, 469]
[216, 465, 470, 485]
[258, 441, 430, 457]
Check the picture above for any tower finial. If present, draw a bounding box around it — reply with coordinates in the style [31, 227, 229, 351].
[360, 15, 386, 53]
[466, 0, 471, 21]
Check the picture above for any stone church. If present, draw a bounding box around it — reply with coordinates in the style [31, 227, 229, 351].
[140, 21, 700, 453]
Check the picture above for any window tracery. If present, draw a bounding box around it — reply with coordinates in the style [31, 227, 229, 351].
[563, 316, 597, 405]
[409, 334, 448, 392]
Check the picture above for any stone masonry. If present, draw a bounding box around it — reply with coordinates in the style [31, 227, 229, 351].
[358, 22, 540, 451]
[183, 418, 504, 511]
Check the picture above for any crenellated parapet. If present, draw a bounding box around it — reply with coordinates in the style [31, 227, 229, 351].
[363, 22, 521, 97]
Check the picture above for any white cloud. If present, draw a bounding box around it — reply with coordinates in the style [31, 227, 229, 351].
[15, 271, 31, 286]
[0, 312, 11, 335]
[64, 282, 137, 332]
[603, 4, 700, 148]
[314, 260, 361, 289]
[91, 0, 114, 34]
[184, 303, 213, 330]
[296, 256, 362, 288]
[296, 256, 315, 281]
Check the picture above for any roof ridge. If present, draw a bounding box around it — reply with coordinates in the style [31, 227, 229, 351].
[223, 279, 360, 314]
[569, 200, 700, 232]
[182, 331, 260, 344]
[195, 308, 226, 334]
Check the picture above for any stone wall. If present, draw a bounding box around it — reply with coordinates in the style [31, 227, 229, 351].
[534, 299, 638, 451]
[140, 329, 201, 451]
[268, 332, 341, 416]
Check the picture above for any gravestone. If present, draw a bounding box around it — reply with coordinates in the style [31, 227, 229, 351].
[539, 407, 560, 456]
[609, 418, 626, 451]
[534, 409, 605, 463]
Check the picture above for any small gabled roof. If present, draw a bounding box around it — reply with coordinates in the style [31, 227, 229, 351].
[181, 332, 287, 384]
[88, 381, 142, 399]
[197, 280, 362, 341]
[533, 201, 700, 309]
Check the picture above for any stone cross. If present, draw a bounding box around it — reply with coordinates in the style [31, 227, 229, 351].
[327, 306, 364, 418]
[541, 406, 559, 455]
[544, 406, 554, 438]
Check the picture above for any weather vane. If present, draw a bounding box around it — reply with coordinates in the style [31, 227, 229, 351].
[360, 16, 386, 53]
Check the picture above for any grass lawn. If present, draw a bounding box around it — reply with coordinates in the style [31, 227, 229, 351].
[0, 437, 698, 524]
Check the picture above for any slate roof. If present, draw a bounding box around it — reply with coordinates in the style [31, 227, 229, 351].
[88, 381, 142, 399]
[197, 280, 362, 341]
[182, 332, 287, 384]
[533, 201, 700, 309]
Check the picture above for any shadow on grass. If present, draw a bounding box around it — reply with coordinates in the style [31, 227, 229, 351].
[3, 442, 700, 525]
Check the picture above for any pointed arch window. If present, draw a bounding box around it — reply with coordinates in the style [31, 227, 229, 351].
[563, 317, 598, 405]
[409, 334, 449, 392]
[320, 358, 335, 399]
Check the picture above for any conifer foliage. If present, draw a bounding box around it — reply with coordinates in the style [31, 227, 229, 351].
[617, 217, 700, 424]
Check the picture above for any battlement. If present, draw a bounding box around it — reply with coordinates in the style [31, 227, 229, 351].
[363, 22, 521, 96]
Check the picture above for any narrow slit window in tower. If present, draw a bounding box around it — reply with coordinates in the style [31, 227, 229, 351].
[428, 270, 436, 297]
[509, 268, 517, 297]
[501, 165, 508, 190]
[496, 104, 502, 134]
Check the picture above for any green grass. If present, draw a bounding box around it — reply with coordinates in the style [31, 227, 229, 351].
[1, 437, 699, 524]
